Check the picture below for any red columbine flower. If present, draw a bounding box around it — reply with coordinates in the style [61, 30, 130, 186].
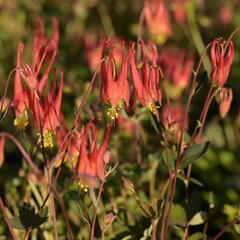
[219, 5, 233, 27]
[55, 123, 83, 167]
[33, 17, 59, 67]
[210, 37, 234, 87]
[33, 70, 64, 148]
[13, 42, 30, 130]
[159, 48, 194, 98]
[13, 41, 57, 130]
[171, 0, 189, 24]
[100, 40, 130, 120]
[75, 120, 111, 188]
[83, 32, 106, 72]
[129, 41, 162, 114]
[219, 88, 233, 118]
[144, 0, 172, 44]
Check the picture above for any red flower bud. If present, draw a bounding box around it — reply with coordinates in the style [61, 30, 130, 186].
[219, 88, 233, 118]
[210, 38, 234, 87]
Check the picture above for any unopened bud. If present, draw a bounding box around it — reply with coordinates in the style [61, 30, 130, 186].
[219, 88, 233, 118]
[122, 177, 135, 196]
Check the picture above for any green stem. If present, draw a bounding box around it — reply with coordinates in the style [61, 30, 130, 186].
[97, 2, 115, 38]
[187, 0, 211, 75]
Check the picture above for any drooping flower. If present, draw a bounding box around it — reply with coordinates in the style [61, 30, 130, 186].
[12, 17, 59, 131]
[35, 70, 64, 148]
[100, 40, 130, 120]
[54, 123, 83, 167]
[32, 17, 59, 67]
[83, 33, 123, 73]
[219, 88, 233, 118]
[83, 32, 106, 72]
[144, 0, 172, 44]
[219, 5, 233, 27]
[159, 48, 194, 98]
[171, 0, 189, 24]
[210, 38, 234, 87]
[129, 41, 162, 114]
[13, 42, 30, 130]
[75, 120, 111, 188]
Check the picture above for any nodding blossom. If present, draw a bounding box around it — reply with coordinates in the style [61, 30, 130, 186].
[129, 41, 162, 115]
[144, 0, 172, 44]
[75, 120, 111, 189]
[100, 40, 130, 121]
[210, 37, 234, 87]
[13, 17, 59, 131]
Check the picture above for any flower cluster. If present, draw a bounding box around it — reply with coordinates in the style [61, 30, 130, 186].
[13, 18, 60, 148]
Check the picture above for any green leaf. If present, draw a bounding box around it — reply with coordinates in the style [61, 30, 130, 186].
[9, 216, 25, 231]
[10, 203, 48, 231]
[234, 224, 240, 234]
[188, 232, 207, 240]
[140, 225, 152, 240]
[162, 148, 175, 170]
[189, 211, 206, 226]
[181, 142, 210, 169]
[189, 177, 204, 187]
[136, 197, 162, 220]
[177, 174, 204, 187]
[149, 113, 160, 133]
[169, 204, 187, 227]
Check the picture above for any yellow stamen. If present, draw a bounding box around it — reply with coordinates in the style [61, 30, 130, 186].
[37, 130, 54, 148]
[77, 181, 88, 192]
[14, 110, 29, 130]
[148, 102, 160, 115]
[107, 99, 124, 121]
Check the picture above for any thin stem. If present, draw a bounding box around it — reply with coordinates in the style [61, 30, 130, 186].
[137, 8, 145, 61]
[74, 58, 105, 126]
[0, 132, 43, 177]
[197, 87, 220, 138]
[0, 68, 17, 115]
[97, 1, 115, 38]
[90, 181, 105, 240]
[187, 1, 211, 74]
[151, 219, 157, 240]
[23, 228, 31, 240]
[47, 167, 58, 240]
[212, 215, 240, 240]
[160, 176, 173, 240]
[162, 174, 177, 240]
[160, 43, 212, 240]
[0, 197, 18, 240]
[56, 192, 75, 240]
[191, 84, 214, 140]
[47, 184, 75, 240]
[182, 226, 189, 240]
[176, 42, 212, 163]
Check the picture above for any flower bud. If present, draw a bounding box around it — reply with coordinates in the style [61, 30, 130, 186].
[210, 38, 234, 87]
[219, 88, 233, 118]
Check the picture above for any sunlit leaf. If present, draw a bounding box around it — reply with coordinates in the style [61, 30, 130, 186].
[189, 211, 206, 226]
[188, 232, 207, 240]
[169, 203, 187, 227]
